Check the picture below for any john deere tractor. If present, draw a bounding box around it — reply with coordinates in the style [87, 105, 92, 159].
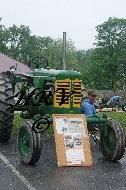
[0, 57, 125, 165]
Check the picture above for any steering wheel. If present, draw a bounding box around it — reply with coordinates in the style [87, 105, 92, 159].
[29, 56, 48, 70]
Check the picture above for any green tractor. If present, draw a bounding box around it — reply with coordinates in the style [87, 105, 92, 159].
[0, 57, 125, 165]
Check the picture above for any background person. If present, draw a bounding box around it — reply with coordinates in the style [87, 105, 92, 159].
[80, 90, 98, 116]
[106, 95, 121, 110]
[80, 90, 102, 129]
[108, 95, 121, 106]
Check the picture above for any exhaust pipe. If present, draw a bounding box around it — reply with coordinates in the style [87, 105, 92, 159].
[63, 32, 67, 70]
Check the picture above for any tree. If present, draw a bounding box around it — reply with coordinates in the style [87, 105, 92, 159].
[22, 35, 54, 68]
[0, 21, 83, 73]
[85, 17, 126, 89]
[0, 17, 9, 54]
[6, 24, 31, 63]
[40, 37, 81, 71]
[75, 48, 94, 69]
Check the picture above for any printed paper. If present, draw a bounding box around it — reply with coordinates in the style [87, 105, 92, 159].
[66, 149, 85, 164]
[55, 118, 68, 134]
[67, 118, 86, 137]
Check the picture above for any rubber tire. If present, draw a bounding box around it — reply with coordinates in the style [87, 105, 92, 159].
[18, 120, 42, 165]
[115, 122, 125, 160]
[125, 134, 126, 147]
[0, 72, 14, 142]
[110, 119, 125, 161]
[122, 104, 126, 111]
[100, 119, 125, 161]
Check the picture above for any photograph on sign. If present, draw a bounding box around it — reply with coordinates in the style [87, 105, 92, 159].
[64, 133, 83, 149]
[55, 118, 68, 134]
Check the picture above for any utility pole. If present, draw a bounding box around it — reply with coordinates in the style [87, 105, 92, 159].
[63, 32, 67, 70]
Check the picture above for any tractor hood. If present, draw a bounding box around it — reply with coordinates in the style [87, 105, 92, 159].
[33, 68, 82, 80]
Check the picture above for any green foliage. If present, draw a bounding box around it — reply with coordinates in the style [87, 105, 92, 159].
[12, 113, 54, 135]
[75, 48, 94, 68]
[99, 112, 126, 131]
[1, 17, 126, 90]
[0, 17, 9, 54]
[84, 17, 126, 90]
[0, 19, 82, 72]
[13, 114, 27, 134]
[40, 37, 81, 71]
[6, 24, 32, 64]
[12, 112, 126, 135]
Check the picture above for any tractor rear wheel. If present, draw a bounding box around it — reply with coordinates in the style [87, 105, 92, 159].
[17, 120, 42, 165]
[100, 119, 125, 161]
[122, 103, 126, 111]
[0, 72, 14, 142]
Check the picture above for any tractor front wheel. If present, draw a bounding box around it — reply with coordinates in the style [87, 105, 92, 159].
[100, 119, 125, 161]
[18, 120, 42, 165]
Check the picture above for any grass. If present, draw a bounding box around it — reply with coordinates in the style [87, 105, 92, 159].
[12, 112, 126, 135]
[99, 112, 126, 131]
[12, 113, 54, 135]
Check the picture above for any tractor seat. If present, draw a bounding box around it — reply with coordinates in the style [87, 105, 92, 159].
[22, 72, 33, 78]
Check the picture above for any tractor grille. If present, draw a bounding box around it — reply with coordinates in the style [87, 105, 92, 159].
[73, 79, 82, 107]
[54, 79, 71, 108]
[54, 79, 82, 108]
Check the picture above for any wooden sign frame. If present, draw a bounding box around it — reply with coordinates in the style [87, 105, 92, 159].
[52, 114, 92, 167]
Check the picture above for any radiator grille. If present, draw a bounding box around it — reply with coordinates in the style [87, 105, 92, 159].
[73, 79, 82, 107]
[54, 79, 71, 108]
[54, 79, 82, 108]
